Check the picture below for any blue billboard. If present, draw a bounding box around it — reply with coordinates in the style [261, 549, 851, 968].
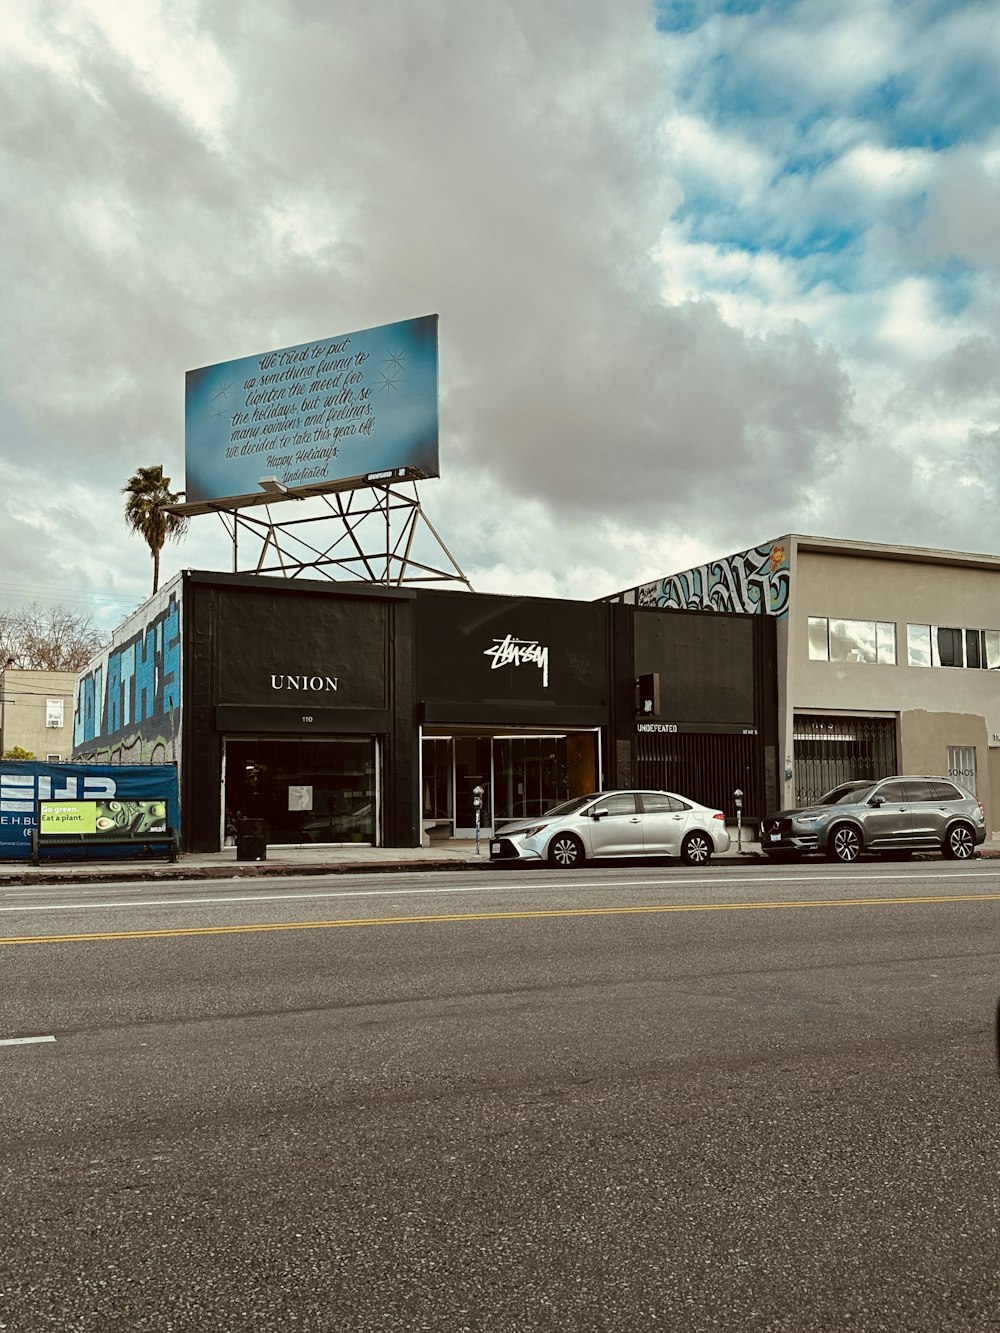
[0, 762, 180, 861]
[184, 314, 439, 506]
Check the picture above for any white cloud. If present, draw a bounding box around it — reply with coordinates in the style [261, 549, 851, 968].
[660, 112, 775, 202]
[0, 0, 997, 635]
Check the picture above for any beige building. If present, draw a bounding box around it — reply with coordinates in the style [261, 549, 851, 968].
[608, 534, 1000, 833]
[0, 668, 77, 761]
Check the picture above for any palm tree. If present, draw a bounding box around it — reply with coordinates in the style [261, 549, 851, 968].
[123, 465, 188, 594]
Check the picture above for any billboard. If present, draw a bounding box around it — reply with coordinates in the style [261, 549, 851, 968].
[184, 314, 439, 507]
[39, 798, 168, 839]
[0, 762, 179, 860]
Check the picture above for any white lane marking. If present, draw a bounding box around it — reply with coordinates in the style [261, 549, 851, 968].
[0, 1035, 56, 1046]
[0, 868, 998, 916]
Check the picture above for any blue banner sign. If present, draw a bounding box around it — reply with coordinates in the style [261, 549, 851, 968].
[184, 314, 439, 505]
[0, 762, 179, 860]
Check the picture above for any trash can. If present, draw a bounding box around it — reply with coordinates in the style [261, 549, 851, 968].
[236, 817, 268, 861]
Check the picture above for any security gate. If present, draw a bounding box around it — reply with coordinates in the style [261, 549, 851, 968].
[793, 714, 897, 808]
[636, 731, 761, 821]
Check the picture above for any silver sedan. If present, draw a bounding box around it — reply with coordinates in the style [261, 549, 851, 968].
[490, 790, 731, 868]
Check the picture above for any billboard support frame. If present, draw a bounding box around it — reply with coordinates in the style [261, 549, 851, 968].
[213, 481, 473, 589]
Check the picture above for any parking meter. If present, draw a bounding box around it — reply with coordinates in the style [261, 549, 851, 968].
[473, 784, 484, 856]
[734, 788, 743, 852]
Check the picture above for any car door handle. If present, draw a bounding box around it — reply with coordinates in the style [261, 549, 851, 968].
[629, 817, 641, 823]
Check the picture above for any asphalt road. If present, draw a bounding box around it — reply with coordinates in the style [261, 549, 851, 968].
[2, 860, 1000, 1333]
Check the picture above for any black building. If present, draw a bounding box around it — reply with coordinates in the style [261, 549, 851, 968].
[75, 570, 777, 851]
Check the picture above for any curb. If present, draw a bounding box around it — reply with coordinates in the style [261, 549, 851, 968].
[0, 858, 484, 888]
[0, 847, 996, 889]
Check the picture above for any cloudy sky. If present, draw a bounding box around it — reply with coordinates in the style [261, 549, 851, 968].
[2, 0, 998, 633]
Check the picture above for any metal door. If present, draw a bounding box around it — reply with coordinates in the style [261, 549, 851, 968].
[794, 715, 897, 808]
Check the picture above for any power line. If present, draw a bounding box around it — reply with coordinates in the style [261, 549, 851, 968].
[0, 581, 138, 612]
[1, 688, 80, 700]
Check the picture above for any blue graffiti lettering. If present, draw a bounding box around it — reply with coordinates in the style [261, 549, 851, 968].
[72, 590, 183, 751]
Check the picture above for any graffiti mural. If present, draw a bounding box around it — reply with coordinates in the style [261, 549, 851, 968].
[73, 576, 183, 766]
[631, 541, 790, 618]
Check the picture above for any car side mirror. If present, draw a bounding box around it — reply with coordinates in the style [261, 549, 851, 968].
[591, 807, 609, 821]
[869, 796, 884, 807]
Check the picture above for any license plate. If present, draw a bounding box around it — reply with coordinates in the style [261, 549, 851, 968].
[490, 842, 501, 854]
[769, 833, 782, 842]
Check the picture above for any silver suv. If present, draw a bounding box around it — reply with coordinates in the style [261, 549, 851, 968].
[760, 776, 987, 863]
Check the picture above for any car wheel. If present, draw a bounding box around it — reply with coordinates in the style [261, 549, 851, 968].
[548, 833, 585, 868]
[681, 831, 713, 866]
[827, 824, 862, 863]
[943, 822, 975, 860]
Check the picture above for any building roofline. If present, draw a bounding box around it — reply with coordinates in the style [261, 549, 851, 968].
[601, 534, 1000, 600]
[788, 533, 1000, 571]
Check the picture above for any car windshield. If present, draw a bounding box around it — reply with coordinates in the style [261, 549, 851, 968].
[817, 782, 877, 805]
[541, 795, 600, 818]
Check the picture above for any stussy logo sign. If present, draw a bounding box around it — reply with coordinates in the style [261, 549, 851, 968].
[483, 635, 549, 687]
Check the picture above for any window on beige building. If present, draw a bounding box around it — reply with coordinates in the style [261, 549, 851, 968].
[907, 625, 1000, 669]
[947, 745, 978, 794]
[807, 617, 896, 664]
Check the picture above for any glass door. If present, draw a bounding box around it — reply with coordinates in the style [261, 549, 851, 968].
[421, 736, 454, 841]
[453, 735, 493, 838]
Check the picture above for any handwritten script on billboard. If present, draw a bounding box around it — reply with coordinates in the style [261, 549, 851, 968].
[184, 314, 439, 506]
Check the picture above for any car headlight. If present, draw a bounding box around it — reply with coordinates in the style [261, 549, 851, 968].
[795, 815, 824, 826]
[517, 823, 549, 838]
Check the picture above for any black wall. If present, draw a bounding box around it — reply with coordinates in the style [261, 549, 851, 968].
[629, 605, 779, 816]
[414, 589, 610, 728]
[181, 572, 417, 851]
[633, 608, 756, 726]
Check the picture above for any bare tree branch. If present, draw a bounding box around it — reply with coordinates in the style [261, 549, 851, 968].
[0, 603, 106, 671]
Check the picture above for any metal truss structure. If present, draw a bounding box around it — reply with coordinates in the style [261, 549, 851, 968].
[213, 481, 473, 589]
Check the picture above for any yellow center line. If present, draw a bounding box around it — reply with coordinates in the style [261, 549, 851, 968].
[2, 891, 1000, 945]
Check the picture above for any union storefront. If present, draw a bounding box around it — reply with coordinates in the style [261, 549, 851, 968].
[73, 570, 778, 850]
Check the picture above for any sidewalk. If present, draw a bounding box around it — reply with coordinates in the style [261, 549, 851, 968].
[1, 833, 998, 887]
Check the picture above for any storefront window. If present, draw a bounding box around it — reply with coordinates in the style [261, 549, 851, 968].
[947, 745, 978, 795]
[421, 731, 599, 834]
[225, 738, 378, 845]
[421, 737, 453, 834]
[494, 735, 570, 822]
